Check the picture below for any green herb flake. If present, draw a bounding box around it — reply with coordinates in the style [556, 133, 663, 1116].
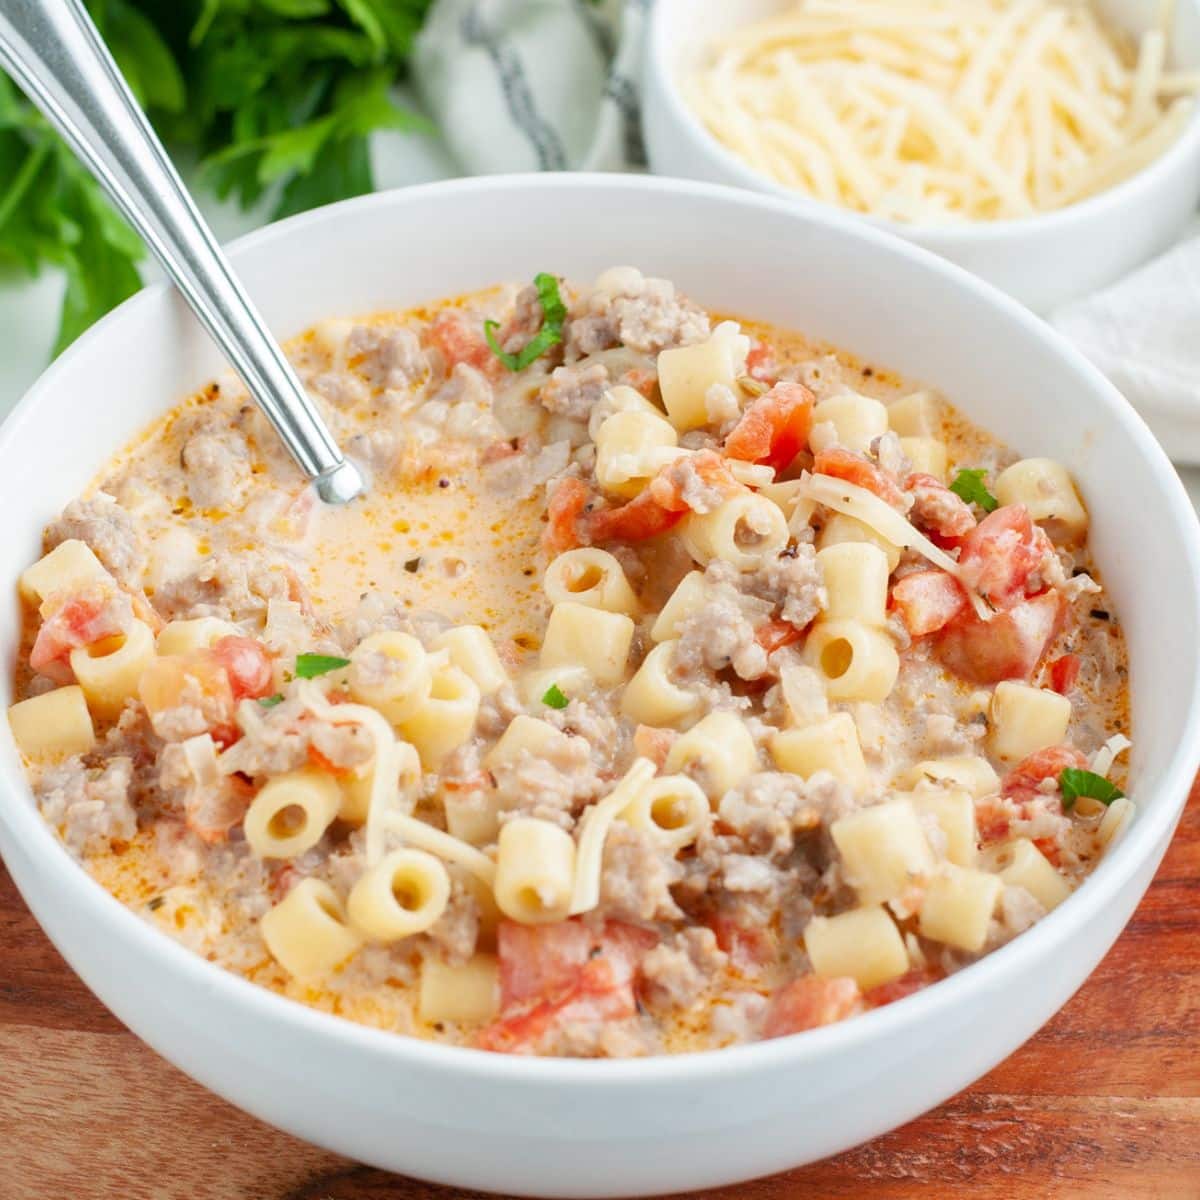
[541, 683, 569, 710]
[1059, 768, 1125, 812]
[404, 556, 422, 573]
[949, 468, 998, 512]
[485, 272, 567, 372]
[295, 653, 351, 679]
[258, 693, 285, 708]
[146, 896, 165, 911]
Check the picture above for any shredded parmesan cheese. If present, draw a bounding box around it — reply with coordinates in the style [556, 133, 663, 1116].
[798, 471, 990, 618]
[384, 812, 498, 887]
[568, 757, 658, 916]
[1090, 732, 1132, 779]
[689, 0, 1199, 223]
[298, 683, 403, 866]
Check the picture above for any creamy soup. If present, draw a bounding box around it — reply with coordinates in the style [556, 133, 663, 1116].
[8, 268, 1132, 1056]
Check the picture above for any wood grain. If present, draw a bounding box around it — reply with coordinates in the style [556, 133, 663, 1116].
[3, 780, 1198, 1200]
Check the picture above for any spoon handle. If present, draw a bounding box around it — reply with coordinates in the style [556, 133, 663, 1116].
[0, 0, 364, 504]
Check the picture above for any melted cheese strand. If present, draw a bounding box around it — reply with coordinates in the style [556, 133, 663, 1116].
[298, 683, 403, 866]
[799, 472, 990, 619]
[568, 758, 658, 916]
[1090, 733, 1132, 779]
[384, 812, 498, 887]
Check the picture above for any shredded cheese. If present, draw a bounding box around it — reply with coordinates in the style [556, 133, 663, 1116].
[568, 758, 658, 916]
[798, 471, 990, 618]
[384, 812, 498, 887]
[1089, 733, 1132, 779]
[299, 690, 496, 888]
[298, 683, 404, 866]
[689, 0, 1199, 223]
[181, 733, 220, 789]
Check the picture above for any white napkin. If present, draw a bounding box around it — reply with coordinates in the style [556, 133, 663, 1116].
[1052, 220, 1200, 463]
[413, 2, 1200, 461]
[412, 0, 650, 174]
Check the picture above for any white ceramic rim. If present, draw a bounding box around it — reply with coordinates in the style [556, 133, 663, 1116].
[3, 172, 1200, 1089]
[646, 0, 1200, 245]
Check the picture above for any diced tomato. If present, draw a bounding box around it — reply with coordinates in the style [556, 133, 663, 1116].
[891, 570, 969, 637]
[587, 488, 684, 544]
[904, 474, 977, 541]
[1046, 653, 1081, 695]
[31, 585, 132, 681]
[936, 590, 1065, 684]
[478, 958, 632, 1054]
[185, 774, 253, 845]
[723, 381, 814, 474]
[429, 309, 495, 374]
[543, 477, 590, 554]
[755, 618, 805, 654]
[210, 636, 274, 701]
[863, 967, 945, 1008]
[497, 920, 594, 1008]
[305, 744, 354, 778]
[633, 724, 677, 768]
[812, 447, 907, 508]
[763, 975, 862, 1038]
[956, 505, 1042, 608]
[974, 795, 1015, 844]
[588, 451, 740, 544]
[496, 919, 653, 1008]
[651, 449, 740, 509]
[479, 919, 655, 1054]
[710, 913, 775, 973]
[1034, 836, 1063, 867]
[745, 340, 775, 382]
[622, 367, 659, 400]
[1001, 744, 1088, 805]
[138, 653, 237, 745]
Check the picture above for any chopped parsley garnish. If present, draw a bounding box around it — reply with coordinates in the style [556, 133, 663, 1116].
[1059, 768, 1124, 811]
[541, 683, 570, 710]
[258, 693, 284, 708]
[146, 896, 165, 912]
[295, 653, 351, 679]
[949, 468, 998, 512]
[484, 272, 567, 371]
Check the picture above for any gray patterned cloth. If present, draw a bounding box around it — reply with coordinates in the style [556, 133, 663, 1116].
[413, 0, 650, 174]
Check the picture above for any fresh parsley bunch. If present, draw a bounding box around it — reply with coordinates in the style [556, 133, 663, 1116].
[0, 0, 433, 357]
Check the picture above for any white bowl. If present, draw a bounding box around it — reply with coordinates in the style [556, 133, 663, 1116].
[2, 175, 1199, 1196]
[643, 0, 1200, 313]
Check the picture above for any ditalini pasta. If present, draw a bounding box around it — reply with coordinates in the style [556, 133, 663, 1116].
[7, 266, 1130, 1057]
[688, 0, 1200, 223]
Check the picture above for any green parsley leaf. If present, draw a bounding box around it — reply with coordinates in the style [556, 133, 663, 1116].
[485, 272, 567, 371]
[541, 683, 569, 710]
[949, 468, 999, 513]
[1, 0, 436, 356]
[1059, 768, 1124, 812]
[295, 653, 351, 679]
[258, 693, 285, 708]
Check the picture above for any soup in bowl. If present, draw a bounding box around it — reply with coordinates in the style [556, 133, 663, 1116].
[1, 175, 1197, 1194]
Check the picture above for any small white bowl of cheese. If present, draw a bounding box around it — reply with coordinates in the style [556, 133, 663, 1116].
[644, 0, 1200, 312]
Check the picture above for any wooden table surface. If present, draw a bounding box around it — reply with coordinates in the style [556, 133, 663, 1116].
[3, 782, 1198, 1200]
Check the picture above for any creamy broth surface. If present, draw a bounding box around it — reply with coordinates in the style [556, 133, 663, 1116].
[10, 269, 1131, 1057]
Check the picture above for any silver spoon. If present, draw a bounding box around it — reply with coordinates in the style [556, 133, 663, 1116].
[0, 0, 365, 505]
